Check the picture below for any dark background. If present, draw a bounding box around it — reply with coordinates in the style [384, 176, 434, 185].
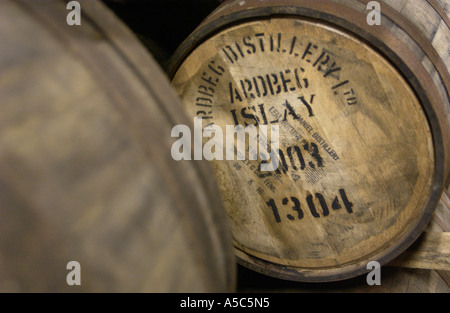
[104, 0, 223, 70]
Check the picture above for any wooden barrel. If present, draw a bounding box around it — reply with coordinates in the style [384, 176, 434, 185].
[0, 0, 235, 292]
[168, 0, 450, 282]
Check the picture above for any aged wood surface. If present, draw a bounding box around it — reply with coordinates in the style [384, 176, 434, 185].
[376, 0, 450, 184]
[170, 0, 449, 282]
[388, 232, 450, 271]
[236, 185, 450, 292]
[0, 0, 235, 292]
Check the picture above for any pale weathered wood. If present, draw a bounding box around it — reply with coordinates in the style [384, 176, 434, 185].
[388, 232, 450, 271]
[430, 190, 450, 287]
[431, 192, 450, 232]
[383, 186, 450, 285]
[237, 196, 450, 292]
[0, 0, 235, 292]
[378, 0, 450, 185]
[169, 0, 449, 282]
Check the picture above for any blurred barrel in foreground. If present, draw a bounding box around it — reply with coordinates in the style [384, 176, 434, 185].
[169, 0, 449, 282]
[0, 0, 235, 292]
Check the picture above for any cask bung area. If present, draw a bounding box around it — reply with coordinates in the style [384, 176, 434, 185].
[166, 0, 450, 291]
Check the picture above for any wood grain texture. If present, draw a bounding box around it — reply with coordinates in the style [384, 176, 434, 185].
[388, 232, 450, 271]
[375, 0, 450, 186]
[237, 189, 450, 292]
[0, 0, 235, 292]
[169, 0, 449, 282]
[237, 188, 450, 292]
[428, 188, 450, 287]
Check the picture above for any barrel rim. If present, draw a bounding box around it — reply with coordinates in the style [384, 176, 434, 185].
[168, 1, 445, 282]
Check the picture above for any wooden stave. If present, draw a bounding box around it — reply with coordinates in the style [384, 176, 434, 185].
[168, 0, 449, 282]
[0, 0, 235, 292]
